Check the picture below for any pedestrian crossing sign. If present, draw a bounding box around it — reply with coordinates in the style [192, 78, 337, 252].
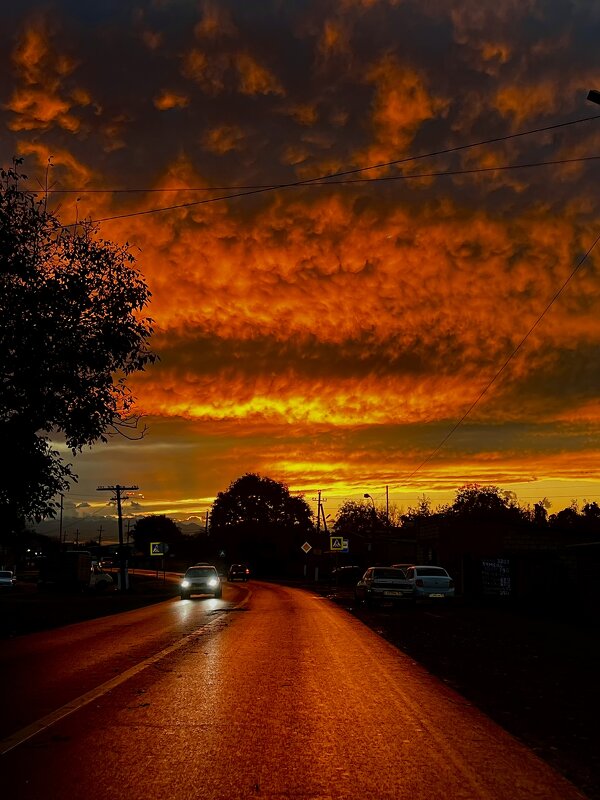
[330, 536, 343, 551]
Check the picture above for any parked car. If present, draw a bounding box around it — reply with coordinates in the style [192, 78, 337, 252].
[0, 570, 16, 589]
[180, 565, 222, 599]
[390, 564, 412, 576]
[330, 565, 364, 586]
[404, 565, 455, 601]
[228, 564, 250, 582]
[354, 567, 413, 606]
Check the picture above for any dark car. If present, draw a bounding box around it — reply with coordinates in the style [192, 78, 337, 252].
[228, 564, 250, 582]
[330, 565, 364, 586]
[180, 565, 222, 599]
[0, 570, 16, 589]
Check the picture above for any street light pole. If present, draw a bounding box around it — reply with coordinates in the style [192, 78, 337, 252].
[363, 493, 376, 555]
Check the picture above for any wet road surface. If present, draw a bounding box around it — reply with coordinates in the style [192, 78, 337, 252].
[0, 582, 585, 799]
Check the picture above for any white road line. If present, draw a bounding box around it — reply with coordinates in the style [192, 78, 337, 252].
[1, 592, 251, 756]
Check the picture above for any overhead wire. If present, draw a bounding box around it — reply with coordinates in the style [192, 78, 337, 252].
[41, 111, 600, 498]
[399, 227, 600, 487]
[53, 112, 600, 227]
[36, 154, 600, 194]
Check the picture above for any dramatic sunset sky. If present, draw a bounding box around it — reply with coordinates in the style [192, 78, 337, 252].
[2, 1, 600, 536]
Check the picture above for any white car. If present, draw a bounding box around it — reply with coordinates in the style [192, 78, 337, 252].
[180, 565, 222, 599]
[354, 567, 413, 606]
[404, 565, 455, 601]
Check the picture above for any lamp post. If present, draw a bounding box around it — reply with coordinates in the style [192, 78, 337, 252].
[363, 493, 376, 555]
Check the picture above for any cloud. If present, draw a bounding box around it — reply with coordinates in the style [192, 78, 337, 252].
[3, 0, 600, 514]
[234, 52, 284, 96]
[153, 90, 189, 111]
[6, 13, 91, 133]
[202, 124, 246, 154]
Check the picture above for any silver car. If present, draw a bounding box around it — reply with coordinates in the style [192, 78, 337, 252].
[180, 565, 222, 599]
[354, 567, 413, 606]
[404, 565, 455, 600]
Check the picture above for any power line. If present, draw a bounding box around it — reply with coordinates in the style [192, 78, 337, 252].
[400, 227, 600, 487]
[33, 154, 600, 195]
[57, 113, 600, 228]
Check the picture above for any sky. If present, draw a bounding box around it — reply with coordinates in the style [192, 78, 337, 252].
[2, 0, 600, 539]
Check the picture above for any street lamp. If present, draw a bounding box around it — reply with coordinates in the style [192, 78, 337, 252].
[363, 494, 376, 555]
[588, 89, 600, 105]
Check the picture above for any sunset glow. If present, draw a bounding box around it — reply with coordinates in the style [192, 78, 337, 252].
[3, 1, 600, 529]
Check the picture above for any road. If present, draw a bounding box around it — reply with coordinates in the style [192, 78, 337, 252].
[0, 581, 585, 799]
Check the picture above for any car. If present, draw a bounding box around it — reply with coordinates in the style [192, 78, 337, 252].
[228, 563, 250, 582]
[403, 565, 455, 601]
[180, 565, 222, 599]
[354, 567, 413, 606]
[0, 570, 16, 588]
[390, 564, 412, 576]
[330, 565, 364, 586]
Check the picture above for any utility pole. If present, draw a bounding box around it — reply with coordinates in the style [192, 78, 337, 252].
[59, 493, 64, 548]
[317, 490, 321, 534]
[312, 490, 326, 534]
[386, 485, 389, 521]
[205, 510, 209, 534]
[97, 484, 139, 591]
[97, 525, 103, 550]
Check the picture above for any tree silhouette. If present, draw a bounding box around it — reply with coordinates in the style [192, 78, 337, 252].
[132, 515, 184, 557]
[333, 499, 390, 539]
[0, 162, 156, 526]
[450, 484, 523, 522]
[210, 473, 313, 575]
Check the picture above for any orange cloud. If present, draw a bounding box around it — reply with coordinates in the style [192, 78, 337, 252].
[235, 53, 284, 96]
[363, 55, 449, 159]
[181, 48, 228, 95]
[495, 81, 561, 124]
[194, 1, 238, 39]
[154, 91, 189, 110]
[7, 14, 90, 133]
[202, 124, 246, 154]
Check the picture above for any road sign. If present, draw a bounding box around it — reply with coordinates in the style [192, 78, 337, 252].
[150, 542, 164, 556]
[330, 536, 344, 551]
[301, 542, 312, 554]
[342, 538, 349, 552]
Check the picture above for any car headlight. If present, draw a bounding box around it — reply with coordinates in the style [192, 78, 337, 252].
[208, 578, 218, 587]
[181, 579, 190, 588]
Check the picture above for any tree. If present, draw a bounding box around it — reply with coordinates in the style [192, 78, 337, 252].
[333, 500, 382, 539]
[400, 495, 433, 527]
[450, 484, 523, 522]
[0, 163, 156, 525]
[209, 473, 313, 575]
[132, 515, 184, 557]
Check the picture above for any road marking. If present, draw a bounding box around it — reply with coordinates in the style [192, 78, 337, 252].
[0, 591, 252, 756]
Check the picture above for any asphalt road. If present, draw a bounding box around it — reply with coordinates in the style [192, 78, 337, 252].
[0, 581, 584, 800]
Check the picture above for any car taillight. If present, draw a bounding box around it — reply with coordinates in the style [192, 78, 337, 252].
[415, 579, 424, 587]
[245, 569, 250, 574]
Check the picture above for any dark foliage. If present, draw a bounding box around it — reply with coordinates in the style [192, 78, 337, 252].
[0, 163, 156, 524]
[209, 473, 314, 575]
